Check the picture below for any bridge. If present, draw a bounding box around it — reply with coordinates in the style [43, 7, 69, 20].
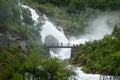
[45, 45, 74, 48]
[44, 44, 80, 58]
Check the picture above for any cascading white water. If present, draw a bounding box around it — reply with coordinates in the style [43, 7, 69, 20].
[22, 4, 115, 80]
[21, 5, 39, 22]
[40, 18, 71, 59]
[69, 15, 114, 43]
[40, 16, 101, 80]
[21, 5, 39, 26]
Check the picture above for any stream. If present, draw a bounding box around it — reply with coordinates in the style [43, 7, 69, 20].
[21, 4, 115, 80]
[40, 17, 100, 80]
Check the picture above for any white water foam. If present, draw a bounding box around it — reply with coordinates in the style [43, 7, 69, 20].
[40, 18, 70, 59]
[21, 5, 39, 25]
[25, 5, 114, 80]
[40, 16, 101, 80]
[80, 16, 113, 41]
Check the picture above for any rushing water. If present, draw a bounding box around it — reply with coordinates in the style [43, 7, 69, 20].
[40, 16, 100, 80]
[40, 19, 71, 59]
[21, 4, 39, 26]
[22, 4, 116, 80]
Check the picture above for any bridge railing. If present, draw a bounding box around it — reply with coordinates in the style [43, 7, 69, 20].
[43, 43, 80, 58]
[44, 43, 80, 47]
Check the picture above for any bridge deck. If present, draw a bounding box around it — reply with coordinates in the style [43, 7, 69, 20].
[45, 46, 79, 48]
[44, 45, 80, 58]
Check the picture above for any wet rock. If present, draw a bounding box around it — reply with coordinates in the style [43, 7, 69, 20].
[45, 35, 59, 46]
[45, 35, 60, 53]
[20, 41, 28, 54]
[0, 27, 27, 45]
[0, 26, 28, 54]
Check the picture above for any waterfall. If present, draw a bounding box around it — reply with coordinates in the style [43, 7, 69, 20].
[40, 17, 71, 59]
[40, 16, 100, 80]
[23, 5, 100, 79]
[21, 5, 39, 23]
[19, 3, 39, 26]
[21, 4, 116, 80]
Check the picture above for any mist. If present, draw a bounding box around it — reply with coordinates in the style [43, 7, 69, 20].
[69, 13, 119, 44]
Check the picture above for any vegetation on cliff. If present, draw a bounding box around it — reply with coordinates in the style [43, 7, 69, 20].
[0, 0, 120, 79]
[30, 0, 120, 76]
[71, 26, 120, 76]
[32, 0, 120, 36]
[0, 44, 75, 80]
[0, 0, 75, 80]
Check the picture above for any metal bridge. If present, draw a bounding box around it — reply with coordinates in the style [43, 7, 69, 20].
[45, 45, 75, 48]
[44, 44, 80, 58]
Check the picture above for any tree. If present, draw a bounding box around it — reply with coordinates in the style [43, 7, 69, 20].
[22, 8, 34, 26]
[34, 58, 76, 80]
[0, 0, 21, 24]
[72, 25, 120, 75]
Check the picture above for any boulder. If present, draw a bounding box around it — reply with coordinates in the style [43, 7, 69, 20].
[45, 35, 60, 53]
[45, 35, 59, 46]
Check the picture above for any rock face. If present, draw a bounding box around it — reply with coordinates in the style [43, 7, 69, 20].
[0, 27, 27, 45]
[37, 7, 48, 14]
[0, 26, 28, 54]
[45, 35, 59, 46]
[45, 35, 60, 53]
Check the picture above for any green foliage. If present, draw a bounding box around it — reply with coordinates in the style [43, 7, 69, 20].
[102, 51, 120, 75]
[4, 24, 28, 35]
[0, 40, 46, 80]
[11, 72, 23, 80]
[38, 3, 101, 36]
[33, 0, 113, 36]
[1, 0, 120, 79]
[22, 8, 34, 26]
[0, 0, 21, 24]
[0, 0, 77, 80]
[33, 0, 120, 13]
[0, 43, 75, 80]
[0, 45, 27, 80]
[34, 0, 70, 6]
[34, 58, 76, 80]
[72, 26, 120, 76]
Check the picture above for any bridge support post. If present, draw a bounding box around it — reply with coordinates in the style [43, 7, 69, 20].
[44, 45, 50, 57]
[46, 47, 50, 56]
[71, 48, 74, 58]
